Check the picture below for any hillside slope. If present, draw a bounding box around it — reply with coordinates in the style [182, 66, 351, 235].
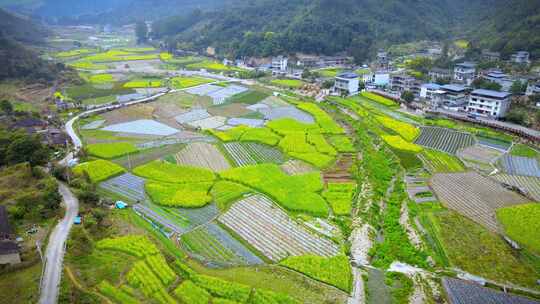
[153, 0, 506, 61]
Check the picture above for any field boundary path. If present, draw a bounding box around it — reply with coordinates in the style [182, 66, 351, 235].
[39, 183, 79, 304]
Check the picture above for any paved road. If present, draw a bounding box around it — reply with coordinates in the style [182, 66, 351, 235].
[39, 183, 79, 304]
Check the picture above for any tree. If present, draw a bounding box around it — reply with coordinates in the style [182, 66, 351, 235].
[510, 81, 527, 95]
[5, 134, 49, 166]
[471, 78, 502, 91]
[135, 21, 148, 44]
[0, 100, 13, 115]
[401, 91, 415, 104]
[505, 109, 527, 125]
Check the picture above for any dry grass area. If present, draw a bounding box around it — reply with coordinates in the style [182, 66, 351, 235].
[431, 171, 530, 232]
[101, 104, 155, 125]
[175, 142, 231, 172]
[280, 159, 316, 175]
[457, 145, 503, 164]
[323, 154, 355, 183]
[208, 103, 253, 117]
[157, 91, 213, 109]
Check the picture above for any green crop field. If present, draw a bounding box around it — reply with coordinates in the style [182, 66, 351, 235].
[270, 79, 304, 89]
[186, 60, 242, 72]
[55, 49, 96, 58]
[133, 160, 216, 183]
[220, 164, 329, 216]
[328, 135, 355, 153]
[68, 61, 109, 70]
[170, 76, 214, 89]
[511, 144, 540, 159]
[227, 90, 270, 104]
[322, 182, 356, 215]
[297, 102, 344, 134]
[381, 135, 423, 153]
[73, 159, 126, 183]
[497, 203, 540, 254]
[280, 255, 352, 292]
[375, 115, 419, 141]
[146, 181, 214, 208]
[420, 149, 465, 172]
[89, 74, 115, 84]
[86, 142, 139, 159]
[124, 79, 163, 88]
[360, 92, 398, 107]
[210, 125, 281, 146]
[211, 181, 253, 211]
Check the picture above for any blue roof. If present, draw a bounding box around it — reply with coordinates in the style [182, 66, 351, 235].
[74, 216, 82, 224]
[441, 84, 467, 92]
[337, 72, 359, 79]
[471, 89, 511, 99]
[422, 83, 441, 90]
[115, 201, 128, 209]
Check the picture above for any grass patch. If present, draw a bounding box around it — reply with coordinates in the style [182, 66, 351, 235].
[186, 60, 242, 72]
[227, 90, 270, 104]
[89, 74, 114, 84]
[497, 203, 540, 255]
[0, 262, 41, 303]
[511, 144, 540, 159]
[123, 79, 163, 88]
[133, 160, 216, 184]
[145, 181, 214, 208]
[360, 92, 398, 107]
[420, 149, 465, 172]
[210, 181, 253, 211]
[170, 76, 214, 89]
[322, 182, 356, 216]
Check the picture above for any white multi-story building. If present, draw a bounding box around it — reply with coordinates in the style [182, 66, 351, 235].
[467, 89, 512, 118]
[482, 70, 514, 92]
[454, 62, 476, 85]
[390, 73, 422, 96]
[334, 72, 359, 95]
[420, 83, 442, 100]
[272, 56, 288, 72]
[511, 51, 530, 64]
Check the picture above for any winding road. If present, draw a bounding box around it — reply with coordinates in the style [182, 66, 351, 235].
[39, 183, 79, 304]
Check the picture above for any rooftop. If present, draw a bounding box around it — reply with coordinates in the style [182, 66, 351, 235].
[0, 241, 19, 255]
[456, 62, 476, 68]
[422, 83, 441, 90]
[336, 72, 359, 79]
[472, 89, 512, 99]
[441, 84, 467, 92]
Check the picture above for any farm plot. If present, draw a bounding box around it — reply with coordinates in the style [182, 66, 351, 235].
[224, 142, 285, 166]
[100, 173, 146, 201]
[442, 277, 538, 304]
[172, 203, 220, 230]
[187, 116, 227, 130]
[73, 160, 125, 183]
[81, 119, 105, 130]
[218, 195, 340, 261]
[280, 160, 316, 175]
[175, 142, 231, 172]
[102, 119, 179, 136]
[431, 172, 529, 232]
[208, 103, 253, 117]
[175, 109, 211, 124]
[491, 174, 540, 202]
[260, 107, 315, 124]
[457, 144, 503, 164]
[227, 118, 265, 128]
[181, 222, 263, 267]
[207, 85, 248, 105]
[498, 155, 540, 178]
[419, 149, 465, 173]
[261, 96, 289, 108]
[186, 84, 222, 96]
[323, 154, 355, 182]
[415, 127, 475, 154]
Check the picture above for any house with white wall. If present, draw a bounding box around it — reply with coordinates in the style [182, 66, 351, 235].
[467, 89, 512, 118]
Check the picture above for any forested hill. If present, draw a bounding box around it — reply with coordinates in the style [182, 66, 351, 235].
[0, 9, 64, 82]
[151, 0, 505, 61]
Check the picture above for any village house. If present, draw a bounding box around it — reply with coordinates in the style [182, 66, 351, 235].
[420, 83, 442, 100]
[271, 56, 288, 72]
[481, 50, 501, 62]
[467, 89, 512, 118]
[0, 206, 21, 265]
[526, 81, 540, 96]
[481, 70, 515, 92]
[376, 50, 389, 68]
[511, 51, 530, 64]
[390, 73, 422, 96]
[454, 62, 477, 85]
[428, 68, 452, 82]
[334, 72, 359, 96]
[9, 117, 47, 133]
[431, 84, 469, 111]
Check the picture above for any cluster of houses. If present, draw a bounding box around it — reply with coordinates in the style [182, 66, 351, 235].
[8, 117, 68, 147]
[327, 50, 538, 120]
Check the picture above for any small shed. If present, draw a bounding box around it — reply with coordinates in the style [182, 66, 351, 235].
[0, 241, 21, 265]
[74, 216, 82, 225]
[115, 201, 128, 209]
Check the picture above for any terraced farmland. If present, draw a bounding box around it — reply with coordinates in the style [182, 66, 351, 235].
[443, 277, 538, 304]
[223, 142, 284, 166]
[498, 155, 540, 178]
[457, 144, 503, 165]
[415, 127, 475, 154]
[181, 223, 263, 267]
[99, 173, 146, 201]
[218, 195, 339, 261]
[491, 174, 540, 202]
[175, 142, 231, 172]
[431, 172, 529, 232]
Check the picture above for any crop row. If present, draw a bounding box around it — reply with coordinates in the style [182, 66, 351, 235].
[126, 260, 176, 304]
[382, 135, 423, 153]
[322, 182, 357, 216]
[210, 181, 253, 211]
[498, 155, 540, 178]
[99, 173, 147, 202]
[133, 160, 216, 183]
[73, 159, 126, 183]
[95, 235, 160, 258]
[415, 127, 475, 154]
[145, 181, 214, 208]
[219, 195, 339, 261]
[419, 149, 465, 173]
[296, 102, 345, 134]
[375, 115, 419, 142]
[280, 255, 352, 292]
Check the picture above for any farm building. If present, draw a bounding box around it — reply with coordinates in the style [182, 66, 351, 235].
[0, 206, 21, 265]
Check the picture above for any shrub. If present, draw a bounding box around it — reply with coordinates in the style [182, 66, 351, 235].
[280, 255, 352, 292]
[133, 160, 215, 183]
[496, 203, 540, 254]
[270, 79, 304, 89]
[73, 159, 125, 183]
[86, 142, 138, 159]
